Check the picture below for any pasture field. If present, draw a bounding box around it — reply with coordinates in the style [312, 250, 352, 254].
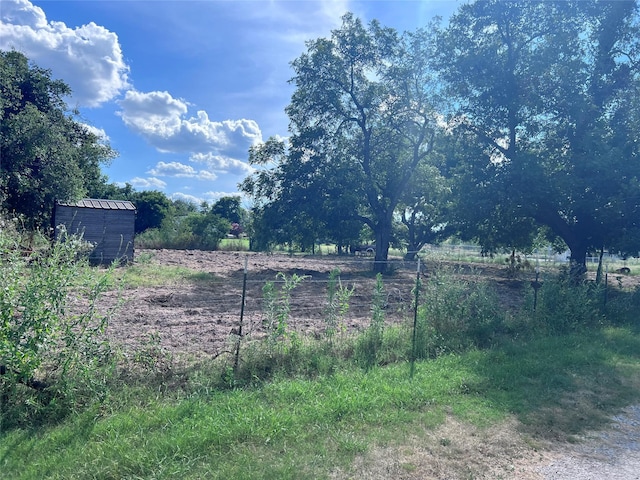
[1, 248, 640, 479]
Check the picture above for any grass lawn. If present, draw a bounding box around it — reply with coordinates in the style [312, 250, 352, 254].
[2, 327, 640, 479]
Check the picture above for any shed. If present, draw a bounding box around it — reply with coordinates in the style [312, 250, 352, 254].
[54, 198, 137, 264]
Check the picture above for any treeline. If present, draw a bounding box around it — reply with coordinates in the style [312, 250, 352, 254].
[2, 0, 640, 269]
[241, 1, 640, 274]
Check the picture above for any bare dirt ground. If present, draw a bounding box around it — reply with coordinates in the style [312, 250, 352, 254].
[105, 249, 430, 359]
[332, 405, 640, 479]
[104, 249, 640, 479]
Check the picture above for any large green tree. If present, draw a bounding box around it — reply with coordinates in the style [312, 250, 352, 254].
[398, 157, 452, 260]
[436, 0, 640, 272]
[259, 14, 444, 271]
[0, 51, 116, 230]
[241, 137, 360, 252]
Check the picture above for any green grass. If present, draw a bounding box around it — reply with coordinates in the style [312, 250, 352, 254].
[109, 252, 220, 288]
[2, 327, 640, 479]
[218, 238, 250, 251]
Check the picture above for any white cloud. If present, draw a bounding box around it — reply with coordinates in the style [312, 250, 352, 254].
[81, 123, 109, 142]
[170, 192, 202, 205]
[148, 161, 218, 181]
[148, 161, 197, 177]
[190, 153, 254, 176]
[201, 191, 244, 203]
[118, 90, 188, 139]
[129, 177, 167, 190]
[0, 0, 130, 107]
[118, 89, 262, 159]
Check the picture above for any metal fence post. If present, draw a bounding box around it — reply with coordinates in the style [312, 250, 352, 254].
[234, 255, 248, 372]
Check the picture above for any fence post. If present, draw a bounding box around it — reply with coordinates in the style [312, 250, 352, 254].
[234, 255, 248, 372]
[410, 257, 421, 379]
[604, 263, 609, 307]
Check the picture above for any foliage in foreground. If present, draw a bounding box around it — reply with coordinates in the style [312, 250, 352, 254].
[0, 221, 117, 428]
[2, 226, 640, 480]
[1, 327, 640, 479]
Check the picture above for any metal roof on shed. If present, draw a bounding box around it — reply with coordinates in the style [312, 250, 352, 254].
[57, 199, 136, 211]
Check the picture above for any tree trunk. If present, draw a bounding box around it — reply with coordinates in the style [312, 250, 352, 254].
[568, 242, 588, 280]
[404, 250, 418, 261]
[373, 223, 392, 274]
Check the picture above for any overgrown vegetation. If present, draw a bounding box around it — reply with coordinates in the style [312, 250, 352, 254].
[2, 221, 640, 478]
[0, 220, 118, 429]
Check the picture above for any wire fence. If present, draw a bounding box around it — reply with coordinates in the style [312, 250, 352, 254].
[105, 248, 639, 362]
[108, 253, 426, 361]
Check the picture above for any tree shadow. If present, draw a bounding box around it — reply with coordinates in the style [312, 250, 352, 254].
[466, 328, 640, 442]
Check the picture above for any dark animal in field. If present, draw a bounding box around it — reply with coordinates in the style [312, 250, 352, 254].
[349, 244, 375, 256]
[614, 267, 631, 275]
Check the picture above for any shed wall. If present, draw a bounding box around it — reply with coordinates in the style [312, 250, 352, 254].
[55, 205, 135, 264]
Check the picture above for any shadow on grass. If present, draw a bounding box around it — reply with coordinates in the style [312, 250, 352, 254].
[464, 327, 640, 442]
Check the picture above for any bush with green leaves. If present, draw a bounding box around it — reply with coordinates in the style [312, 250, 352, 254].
[414, 268, 505, 358]
[604, 285, 640, 325]
[1, 221, 116, 426]
[324, 268, 354, 341]
[135, 211, 230, 250]
[261, 272, 306, 351]
[527, 271, 606, 333]
[355, 273, 386, 370]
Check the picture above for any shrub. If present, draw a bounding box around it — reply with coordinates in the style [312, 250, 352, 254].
[527, 272, 605, 333]
[0, 220, 117, 428]
[135, 212, 230, 250]
[414, 268, 505, 358]
[355, 274, 386, 370]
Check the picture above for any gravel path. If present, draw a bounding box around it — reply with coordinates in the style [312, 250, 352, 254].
[538, 405, 640, 479]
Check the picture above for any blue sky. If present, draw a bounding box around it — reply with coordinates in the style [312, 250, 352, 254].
[1, 0, 461, 205]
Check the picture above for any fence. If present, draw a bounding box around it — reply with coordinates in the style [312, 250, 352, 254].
[106, 252, 429, 361]
[106, 248, 638, 362]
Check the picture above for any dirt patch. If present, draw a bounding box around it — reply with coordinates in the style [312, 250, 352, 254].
[105, 249, 638, 360]
[106, 250, 430, 358]
[333, 405, 640, 480]
[332, 417, 553, 479]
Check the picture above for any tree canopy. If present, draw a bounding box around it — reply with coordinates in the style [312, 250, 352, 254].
[436, 0, 640, 271]
[242, 14, 446, 270]
[0, 50, 116, 230]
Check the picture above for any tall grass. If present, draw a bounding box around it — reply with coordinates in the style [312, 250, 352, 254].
[0, 222, 118, 430]
[2, 327, 640, 479]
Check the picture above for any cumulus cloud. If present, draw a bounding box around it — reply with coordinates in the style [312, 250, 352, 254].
[129, 177, 167, 189]
[0, 0, 130, 107]
[190, 153, 254, 176]
[81, 123, 110, 142]
[202, 191, 244, 203]
[170, 192, 202, 205]
[118, 90, 262, 158]
[148, 161, 218, 181]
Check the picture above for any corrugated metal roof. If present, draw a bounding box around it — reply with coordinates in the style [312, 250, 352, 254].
[57, 198, 136, 211]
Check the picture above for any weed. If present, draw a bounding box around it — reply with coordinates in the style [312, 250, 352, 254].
[0, 221, 117, 428]
[261, 272, 307, 352]
[414, 269, 505, 358]
[324, 268, 355, 341]
[356, 273, 386, 370]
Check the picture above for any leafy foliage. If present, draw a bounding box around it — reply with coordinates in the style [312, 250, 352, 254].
[355, 273, 386, 369]
[243, 15, 445, 268]
[436, 1, 640, 270]
[261, 272, 307, 351]
[0, 218, 116, 426]
[135, 210, 230, 250]
[0, 51, 116, 230]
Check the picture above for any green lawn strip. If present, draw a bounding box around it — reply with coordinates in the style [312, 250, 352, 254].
[116, 263, 218, 288]
[2, 328, 640, 479]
